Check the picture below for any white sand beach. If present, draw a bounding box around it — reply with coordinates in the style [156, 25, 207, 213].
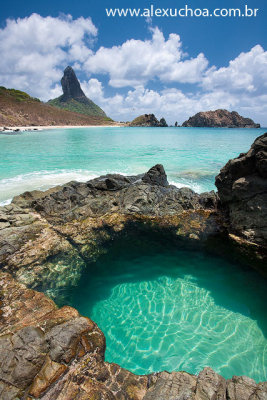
[0, 124, 124, 132]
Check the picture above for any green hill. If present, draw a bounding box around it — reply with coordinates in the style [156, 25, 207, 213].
[47, 66, 109, 119]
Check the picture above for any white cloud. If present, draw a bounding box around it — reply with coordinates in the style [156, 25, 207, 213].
[0, 13, 97, 99]
[202, 45, 267, 95]
[0, 14, 266, 125]
[83, 27, 208, 87]
[82, 81, 266, 126]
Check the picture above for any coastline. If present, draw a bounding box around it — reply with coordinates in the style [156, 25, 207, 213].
[0, 124, 124, 132]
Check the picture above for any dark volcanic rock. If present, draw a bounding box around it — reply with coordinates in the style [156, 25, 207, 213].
[182, 109, 260, 128]
[216, 132, 267, 248]
[61, 66, 87, 103]
[129, 114, 168, 127]
[142, 164, 168, 187]
[0, 165, 219, 298]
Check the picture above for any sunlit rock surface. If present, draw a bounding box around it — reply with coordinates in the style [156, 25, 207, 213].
[1, 272, 266, 399]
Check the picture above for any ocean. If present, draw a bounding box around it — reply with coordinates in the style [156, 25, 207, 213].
[0, 126, 265, 205]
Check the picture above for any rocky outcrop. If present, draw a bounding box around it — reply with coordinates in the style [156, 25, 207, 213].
[182, 109, 260, 128]
[1, 272, 266, 400]
[216, 133, 267, 261]
[0, 164, 218, 299]
[60, 66, 88, 103]
[129, 114, 168, 127]
[48, 66, 108, 118]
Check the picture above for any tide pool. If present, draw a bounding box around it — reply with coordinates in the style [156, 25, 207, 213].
[0, 126, 265, 204]
[65, 237, 267, 382]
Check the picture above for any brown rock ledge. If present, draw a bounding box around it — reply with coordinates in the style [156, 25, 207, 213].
[1, 272, 266, 400]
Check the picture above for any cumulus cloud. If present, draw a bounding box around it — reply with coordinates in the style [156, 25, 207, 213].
[0, 13, 266, 124]
[0, 13, 97, 99]
[81, 80, 266, 125]
[83, 27, 208, 87]
[202, 45, 267, 95]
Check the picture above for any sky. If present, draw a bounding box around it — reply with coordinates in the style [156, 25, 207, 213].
[0, 0, 267, 125]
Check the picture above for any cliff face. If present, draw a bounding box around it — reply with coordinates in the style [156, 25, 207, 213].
[182, 109, 260, 128]
[216, 133, 267, 249]
[48, 66, 108, 118]
[129, 114, 168, 127]
[60, 66, 86, 102]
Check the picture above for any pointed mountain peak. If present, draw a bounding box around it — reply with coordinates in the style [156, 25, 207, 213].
[61, 66, 86, 102]
[48, 66, 108, 118]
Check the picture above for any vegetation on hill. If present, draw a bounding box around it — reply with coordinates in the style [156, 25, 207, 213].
[0, 86, 41, 103]
[129, 114, 168, 127]
[48, 97, 110, 120]
[47, 66, 109, 119]
[0, 86, 115, 127]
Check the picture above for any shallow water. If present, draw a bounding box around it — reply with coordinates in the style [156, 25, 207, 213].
[65, 237, 267, 382]
[0, 126, 265, 204]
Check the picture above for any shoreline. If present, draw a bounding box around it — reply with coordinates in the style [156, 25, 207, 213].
[0, 124, 124, 132]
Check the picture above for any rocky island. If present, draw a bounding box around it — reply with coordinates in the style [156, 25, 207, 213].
[0, 133, 266, 399]
[129, 114, 168, 127]
[182, 109, 260, 128]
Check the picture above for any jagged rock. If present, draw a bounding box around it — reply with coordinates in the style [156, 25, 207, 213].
[0, 164, 220, 298]
[215, 133, 267, 250]
[196, 367, 226, 399]
[142, 164, 168, 187]
[61, 66, 87, 102]
[182, 109, 260, 128]
[144, 371, 197, 399]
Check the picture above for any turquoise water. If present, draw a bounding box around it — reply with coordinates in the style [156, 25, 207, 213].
[1, 126, 266, 381]
[66, 238, 267, 382]
[0, 127, 265, 204]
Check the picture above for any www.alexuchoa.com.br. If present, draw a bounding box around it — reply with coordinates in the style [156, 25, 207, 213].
[106, 5, 259, 18]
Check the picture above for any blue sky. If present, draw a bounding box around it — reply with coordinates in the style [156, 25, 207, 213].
[1, 0, 266, 124]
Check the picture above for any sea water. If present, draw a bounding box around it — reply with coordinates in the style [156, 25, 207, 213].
[66, 238, 267, 382]
[0, 126, 265, 204]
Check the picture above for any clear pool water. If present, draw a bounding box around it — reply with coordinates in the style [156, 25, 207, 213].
[65, 237, 267, 382]
[0, 126, 265, 204]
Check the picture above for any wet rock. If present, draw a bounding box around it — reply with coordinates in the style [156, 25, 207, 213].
[215, 133, 267, 248]
[142, 164, 168, 187]
[0, 326, 48, 389]
[196, 367, 226, 399]
[226, 375, 259, 400]
[144, 370, 197, 399]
